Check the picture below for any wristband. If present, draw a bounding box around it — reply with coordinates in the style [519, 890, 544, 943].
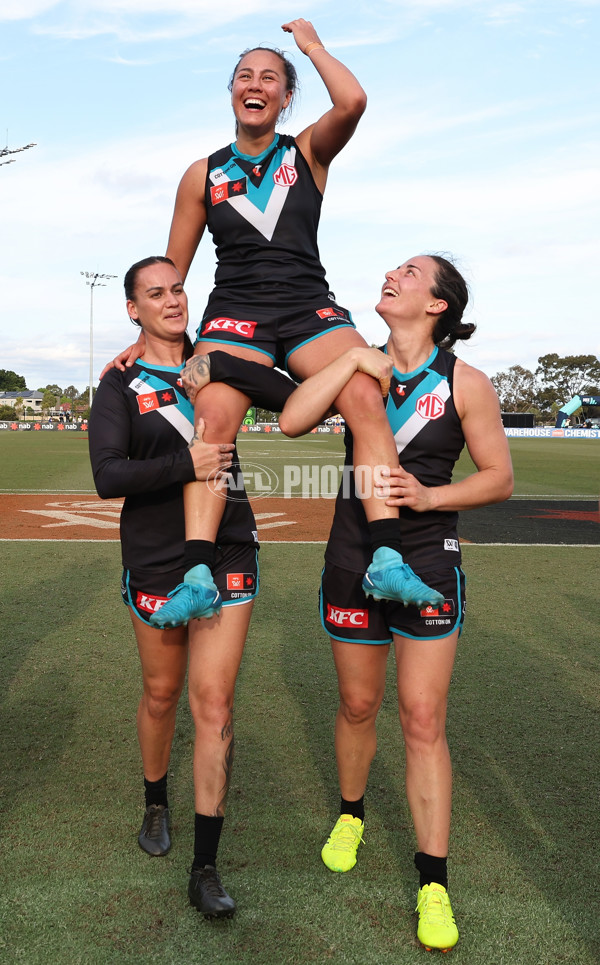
[304, 41, 325, 56]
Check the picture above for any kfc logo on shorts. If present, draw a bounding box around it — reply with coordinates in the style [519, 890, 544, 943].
[326, 605, 369, 628]
[137, 591, 169, 614]
[202, 317, 257, 339]
[227, 573, 256, 591]
[273, 162, 298, 186]
[316, 307, 337, 319]
[416, 393, 446, 420]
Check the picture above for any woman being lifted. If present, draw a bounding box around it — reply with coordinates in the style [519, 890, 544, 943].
[114, 19, 444, 626]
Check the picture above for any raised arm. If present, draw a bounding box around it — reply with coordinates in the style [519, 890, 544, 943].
[165, 157, 209, 282]
[282, 19, 367, 187]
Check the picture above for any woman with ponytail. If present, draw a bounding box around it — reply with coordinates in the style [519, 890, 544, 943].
[312, 253, 513, 953]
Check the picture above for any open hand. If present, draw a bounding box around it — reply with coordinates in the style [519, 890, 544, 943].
[375, 466, 435, 511]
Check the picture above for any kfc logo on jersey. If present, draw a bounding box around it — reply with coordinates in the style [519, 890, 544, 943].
[227, 573, 256, 591]
[326, 605, 369, 628]
[416, 393, 446, 420]
[202, 317, 257, 339]
[137, 591, 169, 614]
[273, 162, 298, 186]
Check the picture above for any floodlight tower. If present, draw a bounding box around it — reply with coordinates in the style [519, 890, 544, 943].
[81, 271, 117, 410]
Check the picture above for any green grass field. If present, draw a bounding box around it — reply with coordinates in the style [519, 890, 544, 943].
[1, 430, 599, 497]
[0, 432, 599, 964]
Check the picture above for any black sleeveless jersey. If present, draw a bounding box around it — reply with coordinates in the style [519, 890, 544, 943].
[89, 361, 256, 576]
[325, 347, 466, 574]
[204, 134, 330, 302]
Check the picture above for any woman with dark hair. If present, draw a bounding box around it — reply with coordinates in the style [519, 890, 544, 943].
[89, 256, 257, 919]
[90, 255, 397, 919]
[305, 254, 513, 953]
[108, 19, 445, 628]
[132, 251, 511, 945]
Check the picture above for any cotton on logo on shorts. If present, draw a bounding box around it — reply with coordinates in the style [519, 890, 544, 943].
[203, 317, 257, 338]
[326, 605, 369, 628]
[416, 393, 446, 420]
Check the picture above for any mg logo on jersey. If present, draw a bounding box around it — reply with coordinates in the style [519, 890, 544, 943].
[326, 605, 369, 628]
[273, 163, 298, 186]
[202, 317, 257, 338]
[416, 393, 446, 420]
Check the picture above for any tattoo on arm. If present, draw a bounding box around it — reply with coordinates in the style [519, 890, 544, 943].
[184, 354, 211, 387]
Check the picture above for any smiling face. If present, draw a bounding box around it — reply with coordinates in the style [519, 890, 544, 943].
[126, 261, 188, 344]
[230, 49, 293, 134]
[375, 256, 447, 327]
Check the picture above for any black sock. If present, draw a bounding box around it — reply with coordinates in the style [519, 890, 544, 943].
[144, 772, 168, 809]
[193, 813, 224, 870]
[414, 851, 448, 889]
[183, 540, 215, 570]
[367, 519, 403, 556]
[340, 795, 365, 822]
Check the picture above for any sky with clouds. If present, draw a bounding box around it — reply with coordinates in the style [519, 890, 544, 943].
[2, 0, 599, 393]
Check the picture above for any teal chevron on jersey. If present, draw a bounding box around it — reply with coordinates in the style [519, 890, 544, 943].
[222, 137, 292, 214]
[208, 140, 297, 241]
[204, 134, 327, 292]
[385, 348, 451, 452]
[128, 369, 194, 444]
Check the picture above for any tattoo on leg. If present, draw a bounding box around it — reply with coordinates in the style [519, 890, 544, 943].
[221, 715, 233, 742]
[215, 736, 235, 817]
[213, 708, 234, 816]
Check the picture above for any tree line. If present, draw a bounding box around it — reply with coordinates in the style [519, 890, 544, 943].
[0, 370, 93, 420]
[2, 355, 600, 423]
[491, 354, 600, 419]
